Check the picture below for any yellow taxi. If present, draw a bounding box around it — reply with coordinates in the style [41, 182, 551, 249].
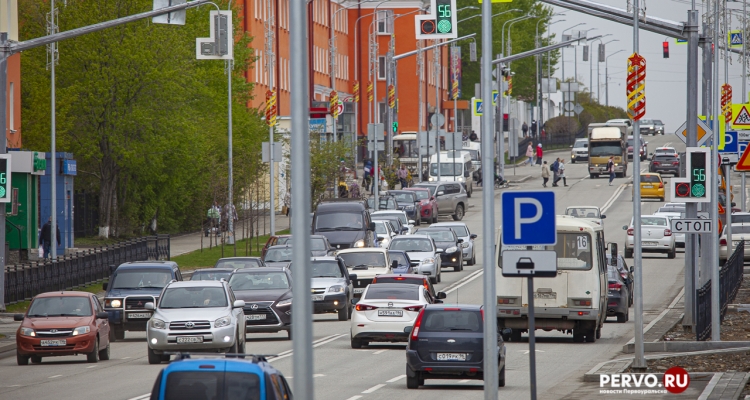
[632, 173, 665, 201]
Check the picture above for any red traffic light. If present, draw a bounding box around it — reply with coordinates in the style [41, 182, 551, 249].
[421, 20, 436, 34]
[675, 182, 690, 197]
[662, 41, 669, 58]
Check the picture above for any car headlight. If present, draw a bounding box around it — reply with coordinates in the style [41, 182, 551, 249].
[446, 246, 458, 254]
[72, 326, 91, 336]
[380, 238, 390, 247]
[214, 316, 232, 328]
[422, 258, 435, 264]
[20, 327, 36, 337]
[105, 299, 122, 308]
[353, 239, 365, 248]
[277, 298, 293, 307]
[405, 205, 414, 210]
[428, 177, 435, 181]
[327, 285, 345, 293]
[461, 242, 470, 248]
[150, 318, 166, 329]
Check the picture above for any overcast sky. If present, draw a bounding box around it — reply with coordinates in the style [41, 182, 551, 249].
[547, 0, 748, 132]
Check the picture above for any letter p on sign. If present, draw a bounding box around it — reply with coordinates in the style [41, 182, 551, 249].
[501, 191, 557, 246]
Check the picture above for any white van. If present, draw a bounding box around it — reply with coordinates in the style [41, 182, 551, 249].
[495, 215, 607, 343]
[428, 150, 474, 197]
[462, 141, 482, 182]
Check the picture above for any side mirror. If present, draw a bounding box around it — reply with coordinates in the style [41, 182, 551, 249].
[391, 260, 399, 269]
[430, 196, 435, 201]
[369, 222, 376, 231]
[144, 302, 155, 311]
[13, 313, 24, 321]
[630, 266, 634, 273]
[403, 326, 413, 334]
[434, 300, 444, 304]
[436, 191, 444, 196]
[327, 249, 338, 256]
[436, 248, 444, 253]
[96, 312, 109, 319]
[408, 220, 416, 225]
[102, 282, 108, 291]
[351, 298, 360, 305]
[601, 215, 607, 219]
[470, 234, 477, 239]
[349, 274, 358, 281]
[376, 236, 385, 242]
[622, 225, 628, 230]
[437, 291, 447, 299]
[401, 227, 409, 233]
[233, 300, 246, 308]
[457, 239, 464, 244]
[464, 171, 470, 178]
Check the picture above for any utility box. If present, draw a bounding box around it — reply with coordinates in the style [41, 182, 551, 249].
[6, 151, 46, 263]
[40, 152, 76, 257]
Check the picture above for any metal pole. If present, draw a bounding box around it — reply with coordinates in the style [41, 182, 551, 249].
[527, 276, 537, 400]
[711, 0, 722, 342]
[742, 0, 747, 212]
[0, 33, 8, 309]
[632, 0, 646, 370]
[683, 8, 699, 330]
[480, 0, 498, 395]
[497, 55, 503, 178]
[50, 0, 58, 258]
[605, 62, 609, 106]
[453, 42, 458, 141]
[290, 0, 313, 395]
[228, 59, 235, 244]
[265, 0, 277, 230]
[418, 43, 424, 183]
[435, 41, 441, 182]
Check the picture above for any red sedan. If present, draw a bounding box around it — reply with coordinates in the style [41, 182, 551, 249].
[404, 187, 438, 224]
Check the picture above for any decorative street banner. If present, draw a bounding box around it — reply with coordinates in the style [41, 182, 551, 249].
[265, 90, 277, 126]
[626, 52, 646, 121]
[450, 46, 462, 100]
[353, 81, 360, 103]
[721, 84, 733, 125]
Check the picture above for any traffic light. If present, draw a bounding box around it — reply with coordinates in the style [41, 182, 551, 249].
[392, 121, 398, 133]
[0, 155, 10, 203]
[671, 147, 710, 202]
[662, 41, 669, 58]
[415, 0, 457, 39]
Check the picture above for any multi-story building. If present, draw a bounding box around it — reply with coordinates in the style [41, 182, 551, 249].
[1, 0, 22, 150]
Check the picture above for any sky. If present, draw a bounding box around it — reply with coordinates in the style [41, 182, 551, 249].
[546, 0, 748, 133]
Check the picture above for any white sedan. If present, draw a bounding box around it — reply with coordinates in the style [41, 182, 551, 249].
[372, 210, 416, 235]
[719, 223, 750, 262]
[623, 215, 676, 259]
[350, 283, 434, 348]
[374, 220, 396, 248]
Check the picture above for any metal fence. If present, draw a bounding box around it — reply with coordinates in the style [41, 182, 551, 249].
[695, 240, 744, 341]
[3, 235, 170, 305]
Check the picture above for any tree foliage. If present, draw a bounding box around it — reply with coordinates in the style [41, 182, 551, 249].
[19, 0, 266, 236]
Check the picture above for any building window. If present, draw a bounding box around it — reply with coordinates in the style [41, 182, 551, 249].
[9, 82, 13, 130]
[378, 102, 387, 124]
[377, 10, 392, 34]
[254, 0, 259, 19]
[377, 56, 386, 80]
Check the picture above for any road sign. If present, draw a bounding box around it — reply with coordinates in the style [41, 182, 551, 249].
[671, 147, 711, 202]
[309, 118, 326, 133]
[430, 113, 446, 128]
[153, 0, 187, 25]
[731, 103, 750, 129]
[720, 131, 739, 163]
[501, 250, 558, 278]
[736, 143, 750, 171]
[729, 30, 744, 48]
[444, 132, 464, 150]
[415, 0, 457, 39]
[196, 11, 233, 60]
[671, 219, 712, 234]
[492, 90, 498, 106]
[472, 98, 483, 116]
[501, 191, 556, 246]
[675, 118, 712, 146]
[574, 103, 584, 115]
[675, 38, 688, 45]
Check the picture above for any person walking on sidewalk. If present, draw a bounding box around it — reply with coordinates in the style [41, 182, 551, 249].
[39, 217, 61, 260]
[525, 143, 535, 166]
[536, 143, 543, 165]
[550, 158, 559, 186]
[522, 121, 529, 137]
[607, 156, 616, 186]
[541, 161, 550, 187]
[554, 158, 568, 187]
[397, 164, 409, 189]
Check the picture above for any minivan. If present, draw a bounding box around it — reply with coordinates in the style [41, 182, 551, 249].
[428, 150, 474, 197]
[312, 199, 376, 249]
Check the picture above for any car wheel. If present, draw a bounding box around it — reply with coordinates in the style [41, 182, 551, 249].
[499, 366, 506, 387]
[571, 159, 575, 164]
[432, 213, 438, 224]
[668, 248, 676, 259]
[452, 204, 464, 221]
[147, 346, 163, 365]
[161, 354, 171, 362]
[30, 355, 42, 364]
[16, 352, 29, 366]
[338, 305, 348, 321]
[573, 330, 585, 343]
[351, 337, 363, 349]
[510, 329, 522, 342]
[229, 337, 239, 354]
[437, 271, 442, 283]
[406, 373, 420, 389]
[624, 247, 633, 258]
[617, 312, 627, 323]
[87, 338, 100, 363]
[585, 329, 596, 343]
[430, 275, 438, 284]
[286, 329, 292, 340]
[99, 339, 111, 361]
[590, 174, 597, 179]
[453, 263, 461, 272]
[595, 326, 602, 339]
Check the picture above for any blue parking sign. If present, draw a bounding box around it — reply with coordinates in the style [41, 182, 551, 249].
[501, 191, 557, 246]
[721, 131, 738, 153]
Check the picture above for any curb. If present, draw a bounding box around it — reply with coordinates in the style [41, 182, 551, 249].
[623, 341, 750, 354]
[508, 175, 533, 183]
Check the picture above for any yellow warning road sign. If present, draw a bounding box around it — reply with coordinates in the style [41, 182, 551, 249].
[732, 103, 750, 129]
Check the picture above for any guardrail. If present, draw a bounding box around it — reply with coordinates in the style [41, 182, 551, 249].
[695, 240, 744, 341]
[3, 235, 170, 305]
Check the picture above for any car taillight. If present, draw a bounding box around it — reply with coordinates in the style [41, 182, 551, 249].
[664, 229, 672, 236]
[652, 162, 660, 166]
[609, 282, 622, 291]
[355, 304, 379, 311]
[403, 305, 424, 312]
[423, 281, 430, 291]
[720, 238, 727, 246]
[659, 182, 664, 188]
[672, 161, 680, 166]
[393, 277, 406, 280]
[480, 309, 484, 320]
[627, 228, 634, 236]
[411, 308, 425, 341]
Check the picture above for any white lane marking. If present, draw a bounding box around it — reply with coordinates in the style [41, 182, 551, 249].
[445, 269, 485, 295]
[86, 365, 97, 369]
[346, 396, 363, 400]
[126, 395, 150, 400]
[459, 379, 471, 383]
[373, 349, 388, 355]
[601, 183, 627, 214]
[122, 357, 131, 359]
[361, 384, 386, 394]
[267, 334, 347, 362]
[48, 375, 62, 379]
[386, 375, 406, 383]
[698, 372, 724, 400]
[313, 374, 326, 378]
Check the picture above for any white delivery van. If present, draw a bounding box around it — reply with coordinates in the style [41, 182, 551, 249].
[462, 141, 482, 182]
[428, 150, 474, 197]
[495, 215, 608, 343]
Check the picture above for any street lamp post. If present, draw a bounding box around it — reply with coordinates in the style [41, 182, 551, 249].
[588, 35, 612, 99]
[605, 49, 624, 106]
[543, 20, 565, 123]
[561, 23, 585, 89]
[535, 14, 564, 128]
[498, 13, 529, 177]
[597, 39, 618, 102]
[506, 16, 537, 140]
[575, 28, 596, 86]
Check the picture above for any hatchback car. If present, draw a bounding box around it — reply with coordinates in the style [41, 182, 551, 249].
[415, 228, 464, 271]
[260, 234, 292, 259]
[145, 280, 246, 364]
[624, 215, 676, 258]
[229, 267, 293, 339]
[308, 257, 356, 321]
[261, 245, 294, 268]
[632, 173, 665, 201]
[214, 257, 265, 269]
[337, 248, 395, 297]
[607, 265, 630, 323]
[388, 235, 442, 283]
[404, 187, 438, 224]
[570, 138, 589, 164]
[372, 210, 416, 234]
[367, 195, 399, 211]
[371, 214, 408, 237]
[606, 254, 633, 307]
[350, 283, 433, 348]
[430, 222, 478, 265]
[649, 153, 680, 176]
[387, 250, 415, 274]
[387, 190, 422, 223]
[371, 273, 446, 303]
[190, 268, 235, 281]
[626, 136, 648, 161]
[374, 220, 397, 248]
[405, 305, 507, 388]
[15, 291, 111, 365]
[719, 223, 750, 262]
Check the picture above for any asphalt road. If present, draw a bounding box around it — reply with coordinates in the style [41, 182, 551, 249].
[0, 134, 689, 400]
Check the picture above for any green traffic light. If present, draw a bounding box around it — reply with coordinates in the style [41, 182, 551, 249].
[392, 122, 398, 133]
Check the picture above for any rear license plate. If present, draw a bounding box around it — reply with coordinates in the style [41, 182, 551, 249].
[643, 242, 658, 246]
[353, 288, 365, 294]
[643, 185, 653, 188]
[533, 292, 556, 299]
[176, 336, 203, 344]
[128, 312, 151, 319]
[245, 314, 267, 321]
[437, 353, 467, 361]
[377, 310, 403, 317]
[40, 340, 67, 347]
[311, 295, 325, 301]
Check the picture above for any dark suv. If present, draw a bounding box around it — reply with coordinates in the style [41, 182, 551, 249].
[103, 261, 182, 341]
[313, 199, 376, 249]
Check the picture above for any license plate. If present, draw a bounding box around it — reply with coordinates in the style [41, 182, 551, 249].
[176, 336, 203, 343]
[353, 288, 365, 294]
[40, 340, 67, 347]
[128, 312, 151, 319]
[311, 295, 325, 301]
[377, 310, 403, 317]
[643, 242, 658, 246]
[245, 314, 267, 321]
[643, 185, 653, 188]
[437, 353, 467, 361]
[533, 292, 556, 299]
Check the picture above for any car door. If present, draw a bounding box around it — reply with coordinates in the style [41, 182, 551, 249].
[91, 295, 110, 346]
[435, 184, 451, 214]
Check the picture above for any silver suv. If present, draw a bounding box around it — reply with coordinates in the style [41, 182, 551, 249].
[145, 280, 246, 364]
[412, 182, 468, 221]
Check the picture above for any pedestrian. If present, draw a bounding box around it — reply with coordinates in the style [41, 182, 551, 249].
[39, 216, 61, 260]
[541, 161, 550, 187]
[536, 143, 543, 165]
[525, 143, 534, 166]
[469, 131, 478, 141]
[397, 164, 409, 189]
[363, 159, 373, 191]
[550, 157, 559, 186]
[522, 121, 529, 137]
[371, 165, 383, 193]
[283, 188, 292, 216]
[530, 120, 538, 138]
[554, 158, 568, 187]
[607, 156, 616, 186]
[206, 201, 221, 236]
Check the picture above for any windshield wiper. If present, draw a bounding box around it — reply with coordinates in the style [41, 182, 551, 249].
[140, 285, 165, 288]
[113, 287, 143, 290]
[449, 328, 473, 331]
[315, 275, 341, 278]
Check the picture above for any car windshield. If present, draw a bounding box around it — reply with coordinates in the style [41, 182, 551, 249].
[607, 265, 623, 282]
[367, 197, 398, 210]
[390, 238, 433, 252]
[725, 225, 750, 235]
[375, 222, 388, 234]
[573, 140, 588, 149]
[215, 259, 262, 269]
[589, 142, 622, 157]
[229, 272, 290, 290]
[565, 208, 600, 218]
[733, 214, 750, 223]
[159, 286, 228, 308]
[27, 296, 92, 317]
[164, 371, 260, 400]
[641, 175, 662, 183]
[653, 155, 676, 162]
[111, 270, 172, 289]
[339, 252, 387, 268]
[392, 192, 416, 203]
[655, 120, 664, 125]
[639, 217, 668, 226]
[412, 184, 437, 195]
[657, 207, 683, 213]
[419, 230, 455, 242]
[264, 248, 293, 263]
[410, 190, 429, 200]
[311, 261, 343, 278]
[388, 252, 410, 267]
[430, 162, 462, 177]
[551, 233, 593, 271]
[191, 271, 232, 281]
[315, 212, 364, 231]
[277, 237, 291, 245]
[655, 148, 675, 154]
[376, 212, 407, 225]
[364, 285, 419, 300]
[641, 119, 653, 124]
[420, 310, 482, 332]
[466, 149, 480, 161]
[442, 225, 469, 237]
